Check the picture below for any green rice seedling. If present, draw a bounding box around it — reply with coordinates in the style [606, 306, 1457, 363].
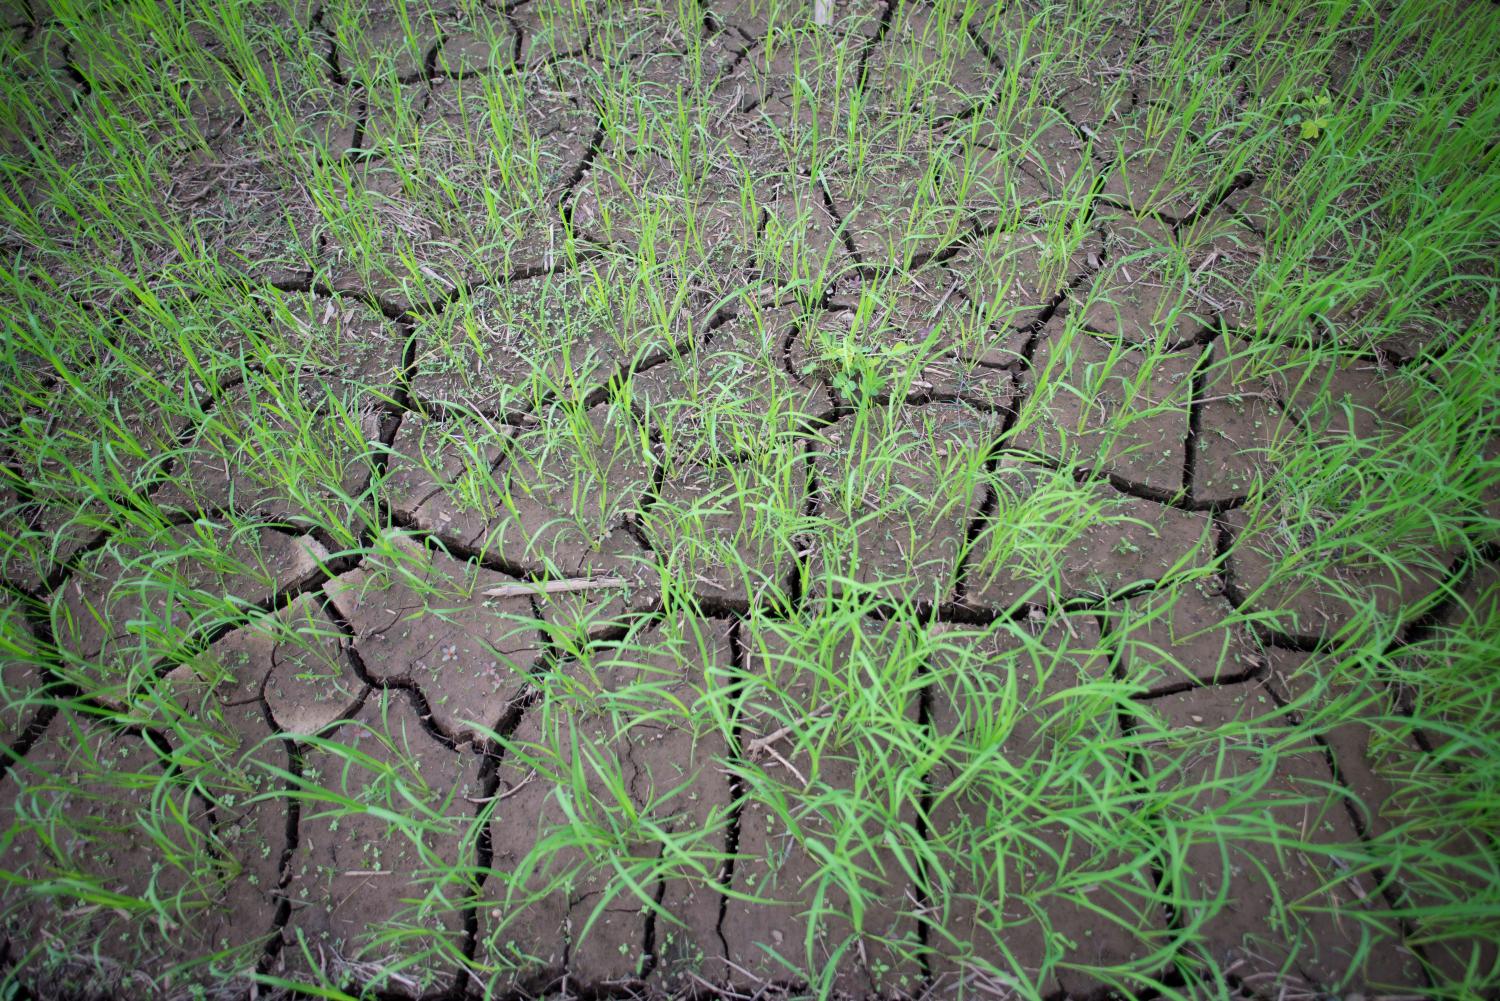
[158, 358, 384, 550]
[1009, 317, 1196, 497]
[1363, 571, 1500, 993]
[471, 613, 732, 989]
[257, 688, 483, 994]
[720, 603, 933, 993]
[1221, 323, 1497, 639]
[1125, 675, 1428, 993]
[1, 0, 1498, 994]
[639, 438, 808, 614]
[965, 462, 1122, 609]
[918, 613, 1176, 994]
[801, 398, 995, 608]
[1, 709, 236, 988]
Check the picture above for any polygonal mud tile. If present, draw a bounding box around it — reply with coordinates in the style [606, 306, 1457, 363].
[880, 336, 1017, 412]
[752, 170, 855, 282]
[640, 449, 808, 611]
[922, 614, 1166, 995]
[694, 18, 760, 84]
[169, 43, 355, 280]
[823, 140, 980, 267]
[965, 459, 1212, 610]
[568, 145, 757, 264]
[1404, 560, 1500, 748]
[54, 14, 174, 91]
[280, 689, 484, 994]
[583, 12, 728, 84]
[1096, 132, 1216, 223]
[720, 617, 927, 995]
[1134, 683, 1426, 993]
[945, 223, 1103, 344]
[0, 372, 195, 583]
[0, 711, 252, 993]
[710, 0, 888, 50]
[863, 2, 996, 120]
[1172, 210, 1266, 332]
[508, 2, 592, 67]
[189, 702, 297, 973]
[708, 41, 788, 124]
[1013, 326, 1196, 495]
[1333, 284, 1489, 364]
[321, 0, 448, 82]
[1277, 351, 1413, 446]
[51, 524, 331, 702]
[350, 73, 596, 278]
[325, 533, 544, 741]
[384, 410, 513, 527]
[0, 492, 77, 594]
[614, 619, 739, 991]
[1260, 651, 1412, 842]
[1290, 579, 1500, 987]
[805, 402, 999, 606]
[631, 307, 831, 463]
[383, 401, 658, 602]
[1044, 70, 1134, 142]
[153, 374, 386, 527]
[810, 279, 1017, 410]
[1104, 579, 1263, 691]
[481, 402, 656, 573]
[104, 290, 264, 390]
[409, 266, 705, 410]
[1484, 436, 1500, 539]
[1134, 0, 1250, 62]
[1191, 335, 1290, 504]
[917, 353, 1018, 412]
[478, 617, 734, 991]
[317, 160, 489, 307]
[150, 673, 305, 981]
[173, 160, 329, 285]
[1215, 173, 1278, 239]
[328, 156, 585, 309]
[431, 6, 518, 77]
[0, 464, 39, 589]
[0, 24, 71, 96]
[380, 413, 493, 524]
[0, 595, 47, 744]
[954, 319, 1035, 375]
[196, 593, 365, 736]
[1221, 507, 1454, 640]
[961, 103, 1093, 211]
[186, 11, 353, 122]
[1074, 212, 1219, 349]
[259, 289, 409, 389]
[0, 492, 94, 595]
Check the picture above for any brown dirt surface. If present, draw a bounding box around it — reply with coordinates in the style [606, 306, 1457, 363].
[1, 1, 1493, 998]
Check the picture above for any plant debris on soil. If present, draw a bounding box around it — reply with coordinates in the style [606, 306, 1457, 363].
[0, 0, 1497, 998]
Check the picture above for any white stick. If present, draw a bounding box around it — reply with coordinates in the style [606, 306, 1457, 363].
[481, 577, 627, 598]
[813, 0, 831, 26]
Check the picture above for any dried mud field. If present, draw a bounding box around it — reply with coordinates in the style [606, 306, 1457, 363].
[1, 0, 1498, 998]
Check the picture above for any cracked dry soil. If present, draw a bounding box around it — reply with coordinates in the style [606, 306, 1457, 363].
[2, 0, 1498, 999]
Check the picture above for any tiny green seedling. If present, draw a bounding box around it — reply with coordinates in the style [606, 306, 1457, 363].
[1286, 89, 1336, 140]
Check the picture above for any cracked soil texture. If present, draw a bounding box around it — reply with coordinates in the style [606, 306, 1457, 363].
[1, 0, 1497, 999]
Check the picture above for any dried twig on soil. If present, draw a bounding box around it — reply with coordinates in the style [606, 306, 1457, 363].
[481, 576, 626, 598]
